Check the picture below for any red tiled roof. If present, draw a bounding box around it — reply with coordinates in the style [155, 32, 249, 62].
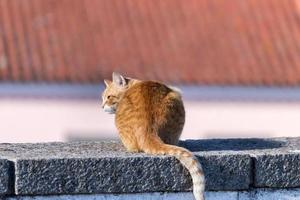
[0, 0, 300, 85]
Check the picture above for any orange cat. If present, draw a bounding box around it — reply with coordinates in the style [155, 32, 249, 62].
[102, 72, 205, 200]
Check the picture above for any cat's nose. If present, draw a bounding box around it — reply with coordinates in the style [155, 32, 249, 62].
[101, 100, 107, 108]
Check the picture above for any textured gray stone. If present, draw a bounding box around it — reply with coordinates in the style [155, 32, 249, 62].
[3, 141, 189, 195]
[239, 188, 300, 200]
[182, 137, 300, 189]
[15, 156, 190, 195]
[5, 189, 300, 200]
[0, 137, 298, 195]
[197, 153, 252, 191]
[179, 137, 286, 152]
[0, 140, 251, 195]
[14, 153, 251, 195]
[254, 153, 300, 188]
[4, 191, 239, 200]
[0, 159, 13, 195]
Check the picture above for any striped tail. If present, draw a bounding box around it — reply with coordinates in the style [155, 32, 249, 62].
[143, 138, 205, 200]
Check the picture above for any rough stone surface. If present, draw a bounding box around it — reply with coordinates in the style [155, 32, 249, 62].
[15, 156, 190, 195]
[179, 137, 285, 152]
[2, 141, 189, 195]
[239, 188, 300, 200]
[254, 153, 300, 188]
[5, 191, 238, 200]
[5, 189, 300, 200]
[14, 153, 251, 195]
[0, 137, 298, 195]
[197, 153, 251, 191]
[182, 137, 300, 189]
[0, 159, 13, 195]
[0, 140, 251, 195]
[12, 145, 251, 194]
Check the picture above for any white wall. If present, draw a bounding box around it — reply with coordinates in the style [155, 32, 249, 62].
[1, 85, 300, 143]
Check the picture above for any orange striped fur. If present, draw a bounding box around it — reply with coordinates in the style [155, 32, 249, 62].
[102, 72, 205, 200]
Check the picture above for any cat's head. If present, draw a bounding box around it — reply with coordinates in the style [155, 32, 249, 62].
[101, 72, 134, 114]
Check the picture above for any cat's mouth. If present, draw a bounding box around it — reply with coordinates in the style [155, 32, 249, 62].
[103, 105, 116, 114]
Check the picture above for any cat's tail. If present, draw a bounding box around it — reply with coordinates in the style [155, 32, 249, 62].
[142, 137, 205, 200]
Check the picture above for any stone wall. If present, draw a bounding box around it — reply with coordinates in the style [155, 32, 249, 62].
[0, 137, 299, 199]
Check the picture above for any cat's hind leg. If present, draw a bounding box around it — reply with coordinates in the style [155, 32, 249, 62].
[119, 131, 140, 153]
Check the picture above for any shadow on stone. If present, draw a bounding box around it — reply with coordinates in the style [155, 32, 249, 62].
[179, 138, 285, 152]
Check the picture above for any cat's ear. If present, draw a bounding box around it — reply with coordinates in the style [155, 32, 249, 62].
[104, 79, 112, 87]
[112, 72, 127, 87]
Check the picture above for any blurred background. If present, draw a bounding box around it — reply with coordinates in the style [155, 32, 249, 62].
[0, 0, 300, 143]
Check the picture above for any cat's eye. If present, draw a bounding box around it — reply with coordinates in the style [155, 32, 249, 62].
[107, 95, 112, 99]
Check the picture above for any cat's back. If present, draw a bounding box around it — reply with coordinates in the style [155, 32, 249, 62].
[117, 81, 183, 115]
[116, 80, 185, 145]
[126, 80, 179, 105]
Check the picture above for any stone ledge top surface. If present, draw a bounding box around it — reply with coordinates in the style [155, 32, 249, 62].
[0, 137, 299, 196]
[0, 137, 298, 159]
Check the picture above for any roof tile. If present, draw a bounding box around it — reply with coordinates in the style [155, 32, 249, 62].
[0, 0, 299, 85]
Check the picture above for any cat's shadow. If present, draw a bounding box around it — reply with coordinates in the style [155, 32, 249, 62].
[178, 138, 285, 152]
